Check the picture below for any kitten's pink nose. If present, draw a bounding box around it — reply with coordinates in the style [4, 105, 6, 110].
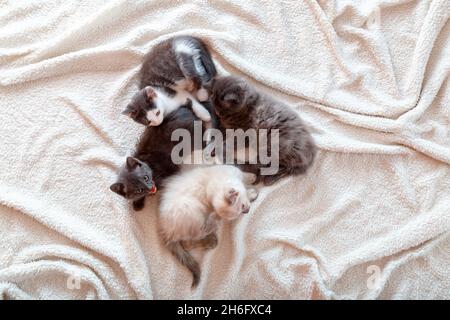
[242, 206, 250, 214]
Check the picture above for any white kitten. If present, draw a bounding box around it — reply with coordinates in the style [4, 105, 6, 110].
[158, 165, 258, 288]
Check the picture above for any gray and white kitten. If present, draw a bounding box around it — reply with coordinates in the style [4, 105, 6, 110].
[211, 76, 317, 185]
[123, 35, 217, 127]
[122, 85, 211, 127]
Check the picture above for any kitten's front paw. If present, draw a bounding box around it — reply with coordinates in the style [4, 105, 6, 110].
[247, 188, 259, 202]
[197, 88, 209, 102]
[201, 113, 211, 122]
[252, 174, 263, 185]
[132, 197, 145, 211]
[243, 172, 257, 185]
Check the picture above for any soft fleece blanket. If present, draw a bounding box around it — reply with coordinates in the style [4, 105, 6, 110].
[0, 0, 449, 299]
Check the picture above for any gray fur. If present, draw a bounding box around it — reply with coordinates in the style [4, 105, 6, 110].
[110, 157, 155, 211]
[140, 35, 216, 89]
[211, 76, 317, 185]
[167, 241, 201, 288]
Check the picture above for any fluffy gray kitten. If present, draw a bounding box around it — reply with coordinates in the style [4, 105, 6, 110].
[211, 76, 317, 185]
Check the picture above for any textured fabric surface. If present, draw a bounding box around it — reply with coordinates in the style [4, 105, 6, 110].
[0, 0, 449, 299]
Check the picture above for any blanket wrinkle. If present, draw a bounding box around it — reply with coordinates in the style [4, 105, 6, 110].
[0, 185, 151, 299]
[0, 0, 449, 299]
[60, 96, 118, 150]
[364, 231, 450, 299]
[0, 48, 142, 86]
[0, 260, 110, 299]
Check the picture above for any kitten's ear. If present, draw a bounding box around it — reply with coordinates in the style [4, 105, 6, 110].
[145, 86, 157, 99]
[126, 156, 141, 169]
[122, 106, 137, 118]
[110, 182, 125, 196]
[225, 188, 239, 205]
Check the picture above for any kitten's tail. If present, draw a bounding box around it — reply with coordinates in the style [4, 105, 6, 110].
[167, 241, 201, 288]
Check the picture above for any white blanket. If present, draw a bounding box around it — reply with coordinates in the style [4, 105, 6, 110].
[0, 0, 449, 299]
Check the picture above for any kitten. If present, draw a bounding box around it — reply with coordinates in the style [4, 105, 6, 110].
[211, 76, 317, 185]
[140, 35, 216, 99]
[110, 106, 210, 211]
[110, 156, 157, 202]
[158, 165, 258, 288]
[123, 35, 217, 127]
[122, 85, 211, 127]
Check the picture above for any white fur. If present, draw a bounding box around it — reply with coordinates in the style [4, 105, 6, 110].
[158, 165, 257, 244]
[174, 40, 198, 56]
[174, 38, 209, 90]
[174, 40, 208, 76]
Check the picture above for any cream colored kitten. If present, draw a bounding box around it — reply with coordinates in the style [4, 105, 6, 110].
[158, 165, 258, 288]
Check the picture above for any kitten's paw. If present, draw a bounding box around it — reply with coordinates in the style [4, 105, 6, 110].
[225, 188, 240, 204]
[200, 113, 211, 122]
[252, 174, 263, 185]
[247, 188, 259, 202]
[191, 101, 211, 122]
[132, 198, 145, 211]
[197, 88, 209, 102]
[243, 172, 257, 185]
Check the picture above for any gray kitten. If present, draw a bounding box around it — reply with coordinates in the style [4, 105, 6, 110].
[110, 156, 157, 204]
[211, 76, 317, 185]
[122, 35, 217, 127]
